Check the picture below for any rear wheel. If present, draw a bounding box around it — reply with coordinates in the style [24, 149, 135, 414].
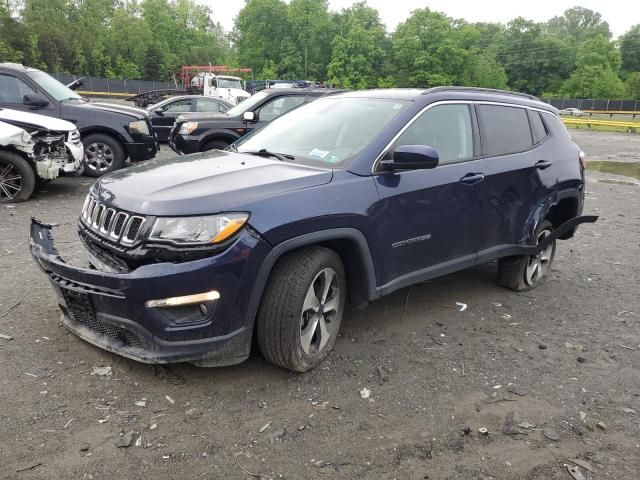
[0, 151, 35, 203]
[202, 140, 230, 152]
[83, 133, 125, 177]
[498, 220, 556, 291]
[257, 246, 346, 372]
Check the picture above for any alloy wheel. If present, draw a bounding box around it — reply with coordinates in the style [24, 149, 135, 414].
[85, 143, 115, 173]
[525, 228, 554, 286]
[0, 162, 23, 201]
[300, 267, 340, 355]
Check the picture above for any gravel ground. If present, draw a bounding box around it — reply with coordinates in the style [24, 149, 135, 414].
[0, 131, 639, 480]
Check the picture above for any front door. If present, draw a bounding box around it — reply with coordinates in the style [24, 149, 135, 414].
[374, 103, 484, 290]
[152, 98, 194, 141]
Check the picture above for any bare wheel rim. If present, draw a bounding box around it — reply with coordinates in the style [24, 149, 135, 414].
[300, 267, 340, 356]
[525, 228, 553, 286]
[85, 143, 115, 172]
[0, 162, 23, 200]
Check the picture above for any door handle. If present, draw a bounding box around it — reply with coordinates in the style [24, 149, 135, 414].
[535, 160, 552, 170]
[459, 173, 485, 185]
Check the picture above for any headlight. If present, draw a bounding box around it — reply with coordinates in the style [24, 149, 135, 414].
[128, 120, 150, 136]
[149, 214, 249, 245]
[179, 121, 198, 135]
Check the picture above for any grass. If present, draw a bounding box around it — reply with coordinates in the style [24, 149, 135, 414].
[564, 123, 639, 134]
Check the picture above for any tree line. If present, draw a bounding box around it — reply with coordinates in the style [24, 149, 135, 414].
[1, 1, 640, 99]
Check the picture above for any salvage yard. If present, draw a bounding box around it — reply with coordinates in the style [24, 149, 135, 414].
[0, 130, 639, 479]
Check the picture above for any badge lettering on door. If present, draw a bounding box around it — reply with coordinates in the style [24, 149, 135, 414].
[392, 234, 432, 249]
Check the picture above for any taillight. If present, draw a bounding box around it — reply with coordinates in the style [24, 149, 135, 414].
[579, 150, 587, 169]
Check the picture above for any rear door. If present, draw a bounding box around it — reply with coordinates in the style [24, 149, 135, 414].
[473, 103, 550, 258]
[374, 102, 485, 289]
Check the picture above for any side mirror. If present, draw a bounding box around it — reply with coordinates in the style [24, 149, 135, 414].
[243, 111, 256, 122]
[380, 145, 439, 171]
[154, 108, 165, 116]
[23, 94, 49, 109]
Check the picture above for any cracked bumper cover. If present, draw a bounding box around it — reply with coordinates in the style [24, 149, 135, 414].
[29, 218, 271, 366]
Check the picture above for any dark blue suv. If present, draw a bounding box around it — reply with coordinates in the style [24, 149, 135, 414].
[30, 87, 597, 372]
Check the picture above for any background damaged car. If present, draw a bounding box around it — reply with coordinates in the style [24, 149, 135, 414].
[0, 109, 83, 202]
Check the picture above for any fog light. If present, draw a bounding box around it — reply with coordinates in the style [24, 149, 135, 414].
[145, 290, 220, 308]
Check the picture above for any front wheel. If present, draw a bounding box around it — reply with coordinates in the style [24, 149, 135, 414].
[498, 220, 556, 291]
[257, 246, 346, 372]
[82, 133, 125, 177]
[0, 151, 36, 203]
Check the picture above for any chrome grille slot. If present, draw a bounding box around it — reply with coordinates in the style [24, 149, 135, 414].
[100, 208, 115, 234]
[122, 216, 145, 244]
[112, 212, 129, 239]
[79, 195, 147, 246]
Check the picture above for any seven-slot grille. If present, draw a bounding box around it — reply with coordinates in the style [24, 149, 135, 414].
[81, 196, 146, 245]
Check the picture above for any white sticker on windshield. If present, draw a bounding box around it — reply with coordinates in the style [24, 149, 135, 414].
[309, 148, 330, 159]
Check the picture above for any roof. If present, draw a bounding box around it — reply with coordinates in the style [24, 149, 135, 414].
[259, 88, 340, 96]
[330, 87, 555, 112]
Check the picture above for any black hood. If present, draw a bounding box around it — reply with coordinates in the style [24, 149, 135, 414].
[95, 150, 333, 216]
[63, 99, 149, 120]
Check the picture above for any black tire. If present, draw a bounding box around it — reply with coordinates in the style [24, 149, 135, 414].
[202, 140, 230, 152]
[82, 133, 125, 177]
[0, 150, 36, 203]
[257, 246, 346, 372]
[498, 220, 556, 291]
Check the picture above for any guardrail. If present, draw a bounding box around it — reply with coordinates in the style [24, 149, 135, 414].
[562, 117, 640, 132]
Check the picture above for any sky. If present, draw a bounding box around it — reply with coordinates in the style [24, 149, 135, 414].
[204, 0, 639, 38]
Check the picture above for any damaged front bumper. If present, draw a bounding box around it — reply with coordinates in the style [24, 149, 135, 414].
[29, 219, 271, 366]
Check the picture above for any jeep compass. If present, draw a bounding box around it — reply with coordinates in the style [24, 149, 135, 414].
[30, 87, 597, 372]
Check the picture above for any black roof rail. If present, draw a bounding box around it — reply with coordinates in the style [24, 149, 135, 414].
[423, 86, 539, 101]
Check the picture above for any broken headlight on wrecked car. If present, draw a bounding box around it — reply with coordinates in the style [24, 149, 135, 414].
[148, 214, 249, 246]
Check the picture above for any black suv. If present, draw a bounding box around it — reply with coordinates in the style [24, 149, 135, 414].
[0, 63, 158, 177]
[169, 88, 336, 154]
[30, 87, 596, 372]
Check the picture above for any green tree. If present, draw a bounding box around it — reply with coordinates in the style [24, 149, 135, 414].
[575, 34, 620, 71]
[460, 54, 508, 89]
[497, 18, 573, 95]
[327, 2, 390, 89]
[545, 6, 611, 42]
[561, 64, 625, 98]
[393, 9, 468, 87]
[620, 25, 640, 73]
[288, 0, 333, 79]
[233, 0, 291, 79]
[625, 72, 640, 99]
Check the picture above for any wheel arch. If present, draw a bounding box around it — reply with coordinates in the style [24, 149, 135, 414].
[246, 228, 378, 335]
[545, 196, 581, 240]
[199, 130, 241, 150]
[79, 127, 128, 149]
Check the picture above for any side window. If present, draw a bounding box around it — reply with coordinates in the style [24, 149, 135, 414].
[196, 98, 227, 112]
[528, 110, 548, 143]
[394, 104, 474, 164]
[163, 99, 192, 113]
[0, 74, 37, 103]
[477, 104, 533, 156]
[258, 95, 305, 122]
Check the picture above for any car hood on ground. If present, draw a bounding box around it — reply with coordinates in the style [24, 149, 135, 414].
[0, 108, 76, 132]
[95, 150, 333, 216]
[64, 99, 150, 120]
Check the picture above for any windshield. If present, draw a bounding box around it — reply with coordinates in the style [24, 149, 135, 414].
[226, 91, 269, 116]
[27, 70, 82, 102]
[236, 97, 409, 168]
[217, 77, 243, 89]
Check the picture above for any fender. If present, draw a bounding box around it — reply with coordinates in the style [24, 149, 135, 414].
[199, 129, 241, 149]
[244, 228, 378, 332]
[511, 215, 598, 256]
[78, 125, 129, 145]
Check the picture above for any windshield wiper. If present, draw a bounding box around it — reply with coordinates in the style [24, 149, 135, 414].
[241, 148, 295, 161]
